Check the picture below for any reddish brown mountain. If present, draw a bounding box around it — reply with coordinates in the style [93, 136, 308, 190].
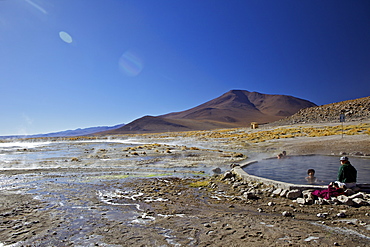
[101, 90, 316, 135]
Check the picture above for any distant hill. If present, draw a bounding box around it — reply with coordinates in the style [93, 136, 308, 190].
[100, 90, 316, 135]
[270, 96, 370, 126]
[0, 124, 125, 139]
[34, 124, 125, 137]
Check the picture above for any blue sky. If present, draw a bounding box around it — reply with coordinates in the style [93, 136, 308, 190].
[0, 0, 369, 136]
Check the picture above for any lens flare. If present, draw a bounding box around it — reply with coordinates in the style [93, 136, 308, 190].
[119, 50, 144, 77]
[25, 0, 47, 15]
[59, 31, 73, 44]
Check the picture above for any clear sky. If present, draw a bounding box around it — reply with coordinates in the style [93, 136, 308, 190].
[1, 0, 369, 136]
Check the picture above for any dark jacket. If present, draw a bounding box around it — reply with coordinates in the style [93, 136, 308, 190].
[337, 162, 357, 183]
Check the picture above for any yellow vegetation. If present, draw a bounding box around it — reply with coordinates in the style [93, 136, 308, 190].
[130, 123, 369, 144]
[189, 180, 209, 187]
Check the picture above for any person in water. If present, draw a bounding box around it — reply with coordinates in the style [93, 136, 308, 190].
[336, 156, 357, 188]
[277, 151, 287, 159]
[305, 169, 317, 184]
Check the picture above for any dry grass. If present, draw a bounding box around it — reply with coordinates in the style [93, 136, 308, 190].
[124, 123, 370, 144]
[189, 180, 209, 187]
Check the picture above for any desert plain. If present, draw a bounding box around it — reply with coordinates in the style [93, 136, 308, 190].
[0, 121, 369, 246]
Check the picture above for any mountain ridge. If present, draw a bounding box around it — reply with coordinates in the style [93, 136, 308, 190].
[0, 124, 125, 139]
[101, 90, 317, 135]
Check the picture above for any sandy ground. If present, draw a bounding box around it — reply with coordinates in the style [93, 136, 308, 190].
[0, 126, 369, 246]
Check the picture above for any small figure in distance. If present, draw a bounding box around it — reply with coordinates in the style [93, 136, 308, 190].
[277, 151, 287, 159]
[305, 169, 317, 184]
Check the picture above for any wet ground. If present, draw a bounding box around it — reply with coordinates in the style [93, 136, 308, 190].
[0, 129, 369, 246]
[0, 137, 245, 246]
[1, 170, 370, 246]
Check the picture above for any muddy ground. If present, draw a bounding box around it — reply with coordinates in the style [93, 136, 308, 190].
[0, 126, 369, 246]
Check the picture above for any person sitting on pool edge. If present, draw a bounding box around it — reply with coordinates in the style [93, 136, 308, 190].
[305, 169, 317, 184]
[336, 156, 357, 188]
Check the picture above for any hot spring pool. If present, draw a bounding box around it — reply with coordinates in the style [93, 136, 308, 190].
[242, 155, 370, 185]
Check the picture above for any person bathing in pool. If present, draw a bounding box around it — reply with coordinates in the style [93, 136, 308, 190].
[305, 169, 319, 184]
[305, 169, 324, 184]
[277, 151, 287, 159]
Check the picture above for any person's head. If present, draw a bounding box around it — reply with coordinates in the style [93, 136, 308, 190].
[282, 151, 287, 156]
[307, 169, 315, 177]
[340, 156, 349, 164]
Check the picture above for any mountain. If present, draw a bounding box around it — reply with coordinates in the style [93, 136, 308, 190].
[0, 124, 125, 139]
[34, 124, 125, 137]
[100, 90, 316, 135]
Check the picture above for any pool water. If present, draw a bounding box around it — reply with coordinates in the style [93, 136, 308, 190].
[243, 155, 370, 185]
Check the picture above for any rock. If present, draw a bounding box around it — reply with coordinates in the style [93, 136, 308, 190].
[265, 187, 275, 193]
[317, 213, 328, 218]
[336, 195, 347, 202]
[358, 220, 367, 226]
[282, 211, 292, 217]
[145, 211, 155, 216]
[233, 153, 244, 158]
[352, 198, 369, 206]
[232, 182, 243, 189]
[306, 198, 314, 205]
[279, 189, 288, 197]
[71, 157, 80, 162]
[253, 189, 263, 195]
[350, 151, 364, 156]
[222, 172, 234, 180]
[212, 168, 222, 174]
[243, 192, 259, 200]
[209, 183, 217, 189]
[267, 202, 275, 206]
[330, 197, 340, 205]
[336, 212, 346, 218]
[272, 188, 282, 195]
[230, 163, 239, 168]
[296, 198, 307, 205]
[286, 190, 302, 200]
[302, 190, 315, 200]
[337, 195, 356, 206]
[348, 192, 365, 199]
[314, 199, 322, 205]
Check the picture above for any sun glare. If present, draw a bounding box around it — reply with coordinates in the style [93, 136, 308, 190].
[118, 50, 144, 77]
